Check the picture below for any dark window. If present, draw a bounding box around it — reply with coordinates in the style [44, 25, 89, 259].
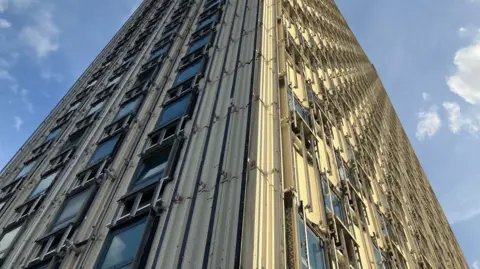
[156, 94, 191, 128]
[88, 135, 121, 165]
[0, 226, 22, 259]
[133, 147, 171, 189]
[149, 45, 169, 60]
[50, 189, 91, 231]
[29, 171, 58, 198]
[298, 218, 327, 269]
[115, 98, 141, 121]
[187, 35, 211, 54]
[174, 62, 202, 86]
[16, 161, 36, 180]
[196, 14, 217, 30]
[61, 128, 86, 151]
[45, 128, 61, 142]
[98, 220, 146, 269]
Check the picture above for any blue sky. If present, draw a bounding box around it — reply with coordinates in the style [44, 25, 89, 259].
[0, 0, 478, 266]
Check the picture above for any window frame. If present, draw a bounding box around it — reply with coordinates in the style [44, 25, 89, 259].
[113, 95, 144, 122]
[129, 144, 173, 192]
[296, 215, 328, 269]
[28, 170, 60, 200]
[15, 160, 38, 181]
[94, 212, 159, 269]
[87, 134, 124, 167]
[155, 92, 196, 129]
[47, 185, 97, 233]
[0, 224, 24, 262]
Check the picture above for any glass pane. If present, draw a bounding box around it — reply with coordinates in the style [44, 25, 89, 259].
[196, 14, 217, 30]
[115, 99, 139, 120]
[53, 190, 90, 229]
[156, 94, 191, 127]
[0, 202, 5, 211]
[307, 229, 326, 269]
[136, 151, 170, 186]
[100, 221, 146, 269]
[107, 76, 121, 88]
[0, 226, 21, 253]
[88, 101, 104, 116]
[332, 192, 346, 224]
[297, 218, 308, 268]
[149, 45, 169, 60]
[174, 62, 202, 86]
[321, 181, 332, 212]
[30, 172, 57, 198]
[187, 35, 210, 54]
[17, 161, 35, 179]
[46, 128, 60, 141]
[89, 135, 121, 164]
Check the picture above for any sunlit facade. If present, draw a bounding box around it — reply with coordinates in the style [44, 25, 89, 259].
[0, 0, 467, 268]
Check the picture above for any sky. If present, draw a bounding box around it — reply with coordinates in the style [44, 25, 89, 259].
[0, 0, 478, 266]
[336, 0, 480, 266]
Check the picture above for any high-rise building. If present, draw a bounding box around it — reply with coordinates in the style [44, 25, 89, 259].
[0, 0, 467, 268]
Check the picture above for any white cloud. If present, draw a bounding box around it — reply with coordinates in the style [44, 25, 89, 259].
[0, 0, 8, 12]
[0, 69, 13, 80]
[13, 116, 23, 131]
[443, 102, 480, 135]
[19, 88, 33, 113]
[415, 105, 442, 140]
[447, 34, 480, 104]
[473, 261, 480, 269]
[422, 92, 430, 101]
[19, 8, 59, 57]
[0, 18, 10, 28]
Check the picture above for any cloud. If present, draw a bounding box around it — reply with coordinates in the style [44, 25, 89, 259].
[473, 261, 480, 269]
[442, 174, 480, 224]
[0, 0, 7, 12]
[0, 69, 13, 80]
[13, 116, 23, 131]
[0, 18, 10, 28]
[415, 105, 442, 140]
[19, 8, 59, 57]
[443, 102, 480, 135]
[19, 88, 33, 113]
[446, 33, 480, 104]
[422, 92, 430, 101]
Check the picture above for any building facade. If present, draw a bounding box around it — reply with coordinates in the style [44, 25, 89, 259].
[0, 0, 468, 268]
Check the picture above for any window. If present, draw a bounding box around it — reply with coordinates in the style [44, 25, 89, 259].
[106, 76, 121, 88]
[298, 218, 327, 269]
[174, 62, 202, 86]
[50, 188, 92, 231]
[61, 128, 86, 151]
[374, 246, 385, 269]
[133, 148, 171, 189]
[29, 172, 58, 198]
[45, 128, 61, 142]
[68, 101, 81, 112]
[98, 220, 146, 269]
[0, 202, 5, 212]
[88, 135, 121, 165]
[321, 181, 332, 213]
[87, 79, 98, 88]
[196, 14, 218, 30]
[331, 191, 346, 224]
[114, 98, 141, 121]
[187, 35, 211, 54]
[149, 45, 169, 60]
[88, 100, 105, 116]
[16, 161, 36, 180]
[156, 94, 191, 128]
[0, 226, 21, 258]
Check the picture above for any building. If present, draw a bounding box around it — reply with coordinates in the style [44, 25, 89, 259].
[0, 0, 468, 268]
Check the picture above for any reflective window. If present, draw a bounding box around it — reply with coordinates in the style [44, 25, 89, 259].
[174, 62, 202, 86]
[196, 14, 217, 30]
[298, 218, 326, 269]
[51, 189, 91, 230]
[156, 94, 191, 127]
[88, 135, 121, 165]
[88, 100, 105, 116]
[321, 181, 332, 212]
[45, 128, 61, 142]
[0, 202, 5, 212]
[149, 45, 169, 60]
[187, 35, 211, 54]
[68, 101, 81, 112]
[134, 148, 170, 188]
[107, 76, 121, 88]
[99, 220, 146, 269]
[17, 161, 36, 179]
[29, 172, 58, 198]
[331, 191, 346, 224]
[115, 98, 140, 121]
[0, 226, 21, 255]
[374, 246, 385, 269]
